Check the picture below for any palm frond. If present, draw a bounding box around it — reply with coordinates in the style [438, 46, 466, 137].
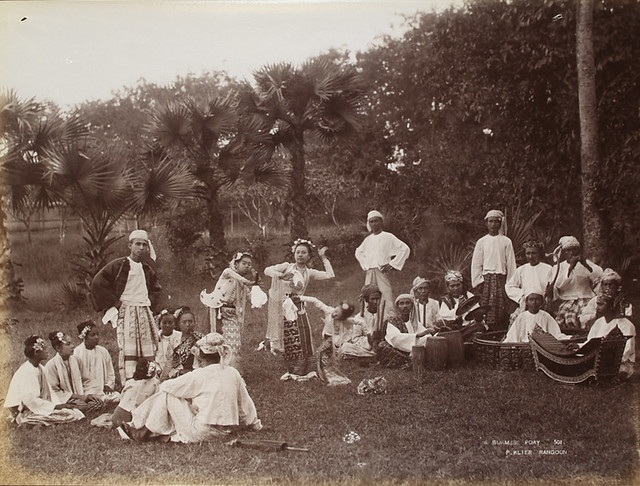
[146, 103, 192, 148]
[131, 157, 198, 217]
[253, 63, 294, 102]
[425, 242, 474, 281]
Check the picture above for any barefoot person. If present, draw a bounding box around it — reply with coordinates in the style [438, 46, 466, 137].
[355, 210, 410, 317]
[91, 229, 162, 382]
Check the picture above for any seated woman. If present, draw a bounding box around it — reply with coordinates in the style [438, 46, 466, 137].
[126, 333, 262, 443]
[4, 336, 85, 426]
[547, 236, 603, 330]
[334, 302, 376, 359]
[583, 293, 636, 378]
[92, 358, 161, 429]
[44, 331, 102, 411]
[579, 268, 633, 329]
[377, 294, 431, 369]
[169, 306, 204, 378]
[410, 277, 439, 330]
[73, 321, 120, 404]
[504, 292, 570, 343]
[437, 270, 475, 328]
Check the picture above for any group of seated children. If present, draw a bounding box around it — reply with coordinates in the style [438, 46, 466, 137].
[5, 313, 261, 443]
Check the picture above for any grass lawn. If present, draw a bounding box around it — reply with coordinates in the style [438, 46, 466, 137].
[1, 229, 639, 485]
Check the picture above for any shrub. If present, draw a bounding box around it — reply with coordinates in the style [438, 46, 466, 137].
[317, 225, 367, 267]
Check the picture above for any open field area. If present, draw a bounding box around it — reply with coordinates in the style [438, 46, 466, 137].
[0, 228, 639, 485]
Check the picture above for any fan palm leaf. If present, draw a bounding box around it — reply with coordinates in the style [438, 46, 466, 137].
[131, 156, 197, 217]
[146, 103, 191, 148]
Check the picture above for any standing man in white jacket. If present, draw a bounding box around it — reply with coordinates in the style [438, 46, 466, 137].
[355, 210, 410, 318]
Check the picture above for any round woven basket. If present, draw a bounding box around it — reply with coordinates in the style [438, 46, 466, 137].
[472, 331, 535, 371]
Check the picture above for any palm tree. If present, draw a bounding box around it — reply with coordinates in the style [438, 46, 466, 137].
[144, 94, 286, 251]
[1, 90, 198, 293]
[237, 59, 365, 238]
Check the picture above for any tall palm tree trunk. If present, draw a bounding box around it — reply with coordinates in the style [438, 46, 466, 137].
[577, 0, 607, 263]
[289, 136, 309, 239]
[207, 187, 227, 251]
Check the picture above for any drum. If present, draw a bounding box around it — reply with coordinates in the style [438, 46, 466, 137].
[425, 336, 448, 371]
[412, 345, 427, 381]
[439, 330, 465, 368]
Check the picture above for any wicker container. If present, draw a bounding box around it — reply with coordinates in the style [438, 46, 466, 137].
[472, 331, 535, 371]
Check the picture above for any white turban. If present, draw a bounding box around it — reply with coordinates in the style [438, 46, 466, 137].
[484, 209, 504, 220]
[411, 276, 430, 293]
[366, 210, 384, 232]
[394, 293, 414, 306]
[559, 236, 580, 250]
[129, 229, 156, 261]
[602, 268, 622, 283]
[191, 332, 232, 366]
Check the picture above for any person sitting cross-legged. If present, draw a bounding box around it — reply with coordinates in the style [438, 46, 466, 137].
[125, 333, 262, 443]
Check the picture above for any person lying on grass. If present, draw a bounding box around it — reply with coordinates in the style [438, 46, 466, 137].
[504, 292, 569, 343]
[73, 321, 120, 405]
[44, 331, 103, 412]
[4, 336, 85, 426]
[154, 310, 181, 380]
[581, 293, 636, 378]
[124, 333, 261, 443]
[376, 294, 432, 369]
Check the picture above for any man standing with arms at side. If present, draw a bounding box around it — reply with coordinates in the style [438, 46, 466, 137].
[91, 230, 162, 383]
[355, 210, 410, 318]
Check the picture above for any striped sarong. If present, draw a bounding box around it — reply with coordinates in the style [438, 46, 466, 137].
[480, 273, 509, 331]
[283, 312, 315, 376]
[220, 306, 241, 364]
[117, 304, 159, 382]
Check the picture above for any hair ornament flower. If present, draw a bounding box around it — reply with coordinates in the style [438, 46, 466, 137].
[291, 238, 316, 254]
[230, 251, 253, 268]
[173, 307, 184, 320]
[78, 325, 92, 340]
[147, 361, 160, 378]
[33, 338, 46, 352]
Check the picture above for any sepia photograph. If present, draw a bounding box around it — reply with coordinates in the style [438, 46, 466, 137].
[0, 0, 638, 484]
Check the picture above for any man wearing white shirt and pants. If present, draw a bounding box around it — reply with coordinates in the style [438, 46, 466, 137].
[355, 210, 410, 318]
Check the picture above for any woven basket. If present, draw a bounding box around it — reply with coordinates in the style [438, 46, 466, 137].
[472, 331, 535, 371]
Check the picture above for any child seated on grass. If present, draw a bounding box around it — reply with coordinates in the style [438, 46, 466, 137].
[504, 292, 569, 343]
[92, 358, 161, 429]
[73, 320, 120, 404]
[5, 336, 85, 426]
[44, 331, 102, 412]
[154, 310, 182, 380]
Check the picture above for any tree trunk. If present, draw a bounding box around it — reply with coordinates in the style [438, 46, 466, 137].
[289, 135, 309, 239]
[207, 186, 227, 251]
[576, 0, 607, 263]
[0, 194, 23, 303]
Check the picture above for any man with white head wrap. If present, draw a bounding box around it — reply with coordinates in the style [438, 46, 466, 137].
[410, 277, 439, 329]
[546, 236, 603, 330]
[127, 333, 261, 443]
[471, 209, 517, 331]
[91, 229, 162, 382]
[355, 210, 410, 318]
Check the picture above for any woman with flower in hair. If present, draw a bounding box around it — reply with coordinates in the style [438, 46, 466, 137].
[4, 336, 85, 425]
[201, 252, 258, 363]
[169, 306, 204, 377]
[126, 333, 261, 443]
[263, 239, 334, 353]
[73, 320, 120, 403]
[44, 331, 102, 411]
